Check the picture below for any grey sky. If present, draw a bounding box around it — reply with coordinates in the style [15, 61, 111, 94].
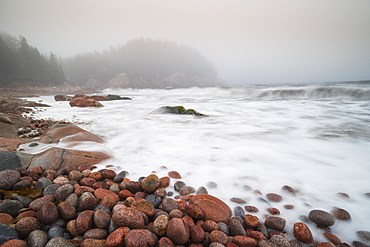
[1, 0, 369, 84]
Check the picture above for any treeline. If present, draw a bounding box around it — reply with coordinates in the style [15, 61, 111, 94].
[0, 32, 65, 87]
[62, 38, 218, 86]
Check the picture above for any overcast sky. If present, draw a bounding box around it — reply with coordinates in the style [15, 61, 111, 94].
[0, 0, 369, 84]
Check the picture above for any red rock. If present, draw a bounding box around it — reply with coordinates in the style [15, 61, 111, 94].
[189, 194, 232, 224]
[269, 231, 284, 238]
[94, 188, 120, 202]
[15, 217, 40, 237]
[248, 231, 267, 241]
[245, 206, 259, 213]
[29, 195, 55, 211]
[70, 98, 103, 107]
[267, 207, 280, 215]
[119, 190, 134, 199]
[191, 225, 205, 243]
[158, 237, 175, 247]
[91, 95, 108, 101]
[81, 186, 95, 194]
[106, 227, 130, 247]
[209, 229, 228, 245]
[112, 208, 145, 229]
[89, 172, 102, 181]
[168, 171, 181, 179]
[102, 170, 116, 179]
[331, 207, 351, 221]
[100, 195, 117, 210]
[0, 213, 14, 224]
[177, 200, 187, 212]
[182, 215, 195, 229]
[80, 197, 99, 210]
[135, 191, 147, 199]
[94, 209, 111, 229]
[21, 170, 39, 181]
[81, 239, 106, 247]
[244, 214, 260, 228]
[131, 201, 155, 217]
[186, 204, 204, 220]
[316, 243, 336, 247]
[159, 176, 170, 188]
[281, 185, 296, 196]
[80, 177, 96, 187]
[293, 222, 313, 244]
[323, 233, 342, 246]
[284, 205, 294, 210]
[57, 201, 76, 220]
[232, 236, 258, 247]
[202, 220, 219, 232]
[36, 202, 58, 224]
[226, 243, 240, 247]
[66, 220, 80, 237]
[127, 181, 143, 194]
[266, 193, 283, 202]
[0, 239, 27, 247]
[76, 210, 94, 234]
[83, 228, 108, 239]
[124, 229, 156, 247]
[167, 218, 190, 245]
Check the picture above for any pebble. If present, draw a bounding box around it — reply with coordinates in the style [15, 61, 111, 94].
[113, 170, 128, 183]
[234, 206, 245, 218]
[0, 170, 20, 190]
[57, 201, 76, 220]
[125, 229, 156, 247]
[15, 216, 40, 237]
[36, 202, 59, 224]
[323, 232, 342, 246]
[84, 228, 108, 239]
[202, 220, 219, 232]
[146, 194, 162, 208]
[217, 222, 229, 236]
[160, 198, 179, 213]
[45, 236, 75, 247]
[180, 185, 196, 196]
[94, 209, 111, 228]
[65, 193, 78, 208]
[68, 170, 82, 182]
[167, 218, 190, 245]
[13, 180, 32, 190]
[0, 223, 19, 245]
[230, 197, 247, 204]
[245, 205, 259, 213]
[281, 185, 296, 196]
[28, 230, 48, 247]
[270, 235, 291, 247]
[112, 207, 145, 229]
[168, 171, 181, 179]
[245, 214, 260, 228]
[34, 177, 53, 190]
[53, 176, 69, 186]
[43, 184, 60, 196]
[54, 183, 74, 201]
[232, 236, 258, 247]
[102, 169, 116, 179]
[309, 209, 336, 227]
[0, 239, 27, 247]
[48, 226, 65, 239]
[174, 181, 186, 192]
[229, 218, 247, 236]
[81, 239, 106, 247]
[0, 213, 14, 224]
[265, 216, 286, 231]
[126, 181, 143, 194]
[266, 193, 284, 202]
[106, 227, 130, 247]
[331, 207, 351, 221]
[357, 231, 370, 243]
[131, 201, 155, 217]
[0, 200, 24, 217]
[76, 210, 94, 234]
[153, 214, 169, 236]
[142, 174, 160, 193]
[210, 229, 228, 245]
[293, 222, 313, 244]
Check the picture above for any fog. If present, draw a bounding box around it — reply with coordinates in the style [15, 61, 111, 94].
[1, 0, 369, 84]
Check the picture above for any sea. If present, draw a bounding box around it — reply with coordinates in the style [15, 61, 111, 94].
[21, 81, 370, 243]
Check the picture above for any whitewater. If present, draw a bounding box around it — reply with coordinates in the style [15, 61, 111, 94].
[21, 82, 370, 244]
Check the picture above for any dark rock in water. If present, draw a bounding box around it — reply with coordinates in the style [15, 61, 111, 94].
[0, 200, 24, 217]
[265, 216, 286, 231]
[353, 241, 370, 247]
[281, 185, 296, 196]
[113, 170, 128, 183]
[146, 194, 162, 208]
[357, 231, 370, 243]
[234, 206, 245, 218]
[196, 186, 208, 194]
[0, 223, 19, 244]
[174, 181, 186, 192]
[158, 106, 208, 117]
[0, 152, 22, 171]
[217, 222, 229, 235]
[230, 197, 247, 204]
[107, 94, 132, 100]
[308, 209, 335, 227]
[331, 207, 351, 221]
[12, 180, 31, 190]
[54, 95, 73, 101]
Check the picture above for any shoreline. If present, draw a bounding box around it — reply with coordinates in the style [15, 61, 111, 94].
[0, 93, 369, 247]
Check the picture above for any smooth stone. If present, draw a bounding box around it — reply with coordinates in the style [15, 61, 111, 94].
[217, 222, 229, 236]
[106, 227, 130, 247]
[80, 239, 106, 246]
[57, 202, 76, 220]
[146, 194, 162, 208]
[293, 222, 313, 244]
[209, 229, 228, 245]
[160, 198, 179, 213]
[113, 170, 128, 183]
[0, 170, 20, 190]
[45, 237, 74, 247]
[54, 184, 74, 201]
[229, 218, 247, 236]
[94, 209, 111, 229]
[196, 186, 208, 194]
[234, 206, 245, 218]
[48, 226, 65, 239]
[174, 181, 186, 192]
[308, 210, 335, 227]
[15, 217, 40, 237]
[0, 223, 19, 244]
[167, 218, 190, 245]
[13, 180, 32, 190]
[245, 214, 260, 228]
[84, 228, 108, 239]
[186, 204, 204, 220]
[331, 207, 351, 221]
[125, 229, 156, 247]
[94, 204, 110, 214]
[265, 216, 286, 231]
[180, 186, 196, 196]
[65, 193, 78, 208]
[266, 193, 283, 202]
[43, 184, 60, 197]
[36, 202, 59, 224]
[232, 236, 258, 247]
[270, 235, 291, 247]
[0, 200, 24, 217]
[0, 152, 22, 171]
[111, 207, 145, 229]
[0, 239, 27, 247]
[28, 230, 48, 247]
[76, 210, 94, 234]
[142, 174, 160, 193]
[357, 231, 370, 243]
[34, 177, 53, 190]
[16, 195, 32, 207]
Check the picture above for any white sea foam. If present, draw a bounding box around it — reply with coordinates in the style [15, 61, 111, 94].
[22, 83, 370, 243]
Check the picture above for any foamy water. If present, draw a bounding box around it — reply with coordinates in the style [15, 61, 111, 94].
[22, 83, 370, 243]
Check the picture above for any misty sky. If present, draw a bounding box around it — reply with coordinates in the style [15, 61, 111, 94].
[0, 0, 370, 84]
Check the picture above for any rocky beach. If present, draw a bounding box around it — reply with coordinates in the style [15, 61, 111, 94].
[0, 89, 369, 247]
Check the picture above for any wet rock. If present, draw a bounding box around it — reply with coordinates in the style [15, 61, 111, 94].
[353, 241, 369, 247]
[245, 214, 260, 228]
[159, 176, 170, 188]
[30, 195, 56, 211]
[65, 193, 78, 208]
[357, 231, 370, 243]
[0, 200, 24, 217]
[111, 207, 145, 229]
[169, 209, 183, 219]
[28, 229, 48, 247]
[336, 192, 351, 202]
[80, 239, 106, 246]
[57, 201, 76, 220]
[15, 217, 40, 237]
[266, 193, 283, 202]
[196, 186, 208, 194]
[270, 235, 291, 247]
[323, 233, 342, 246]
[127, 181, 143, 194]
[142, 174, 160, 193]
[124, 229, 156, 247]
[185, 204, 204, 220]
[119, 189, 134, 199]
[180, 185, 196, 196]
[168, 171, 181, 179]
[76, 210, 94, 234]
[146, 194, 162, 208]
[249, 231, 268, 241]
[309, 210, 335, 227]
[66, 220, 79, 237]
[229, 218, 247, 236]
[113, 170, 128, 183]
[234, 206, 245, 218]
[265, 216, 286, 231]
[0, 223, 19, 244]
[232, 236, 258, 247]
[167, 218, 190, 245]
[80, 197, 99, 211]
[331, 207, 351, 221]
[230, 197, 247, 204]
[209, 229, 228, 245]
[217, 222, 229, 235]
[245, 206, 259, 213]
[202, 220, 219, 232]
[189, 194, 232, 224]
[94, 209, 110, 229]
[0, 170, 20, 190]
[45, 236, 75, 247]
[36, 202, 58, 224]
[293, 222, 313, 244]
[289, 240, 302, 247]
[106, 226, 130, 247]
[0, 213, 13, 224]
[94, 188, 120, 202]
[190, 225, 205, 244]
[267, 207, 281, 215]
[281, 185, 296, 196]
[174, 181, 186, 192]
